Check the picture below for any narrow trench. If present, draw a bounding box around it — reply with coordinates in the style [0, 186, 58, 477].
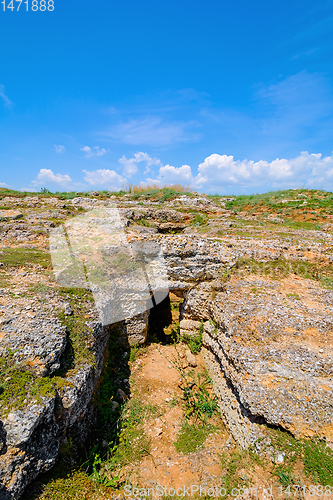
[23, 291, 184, 499]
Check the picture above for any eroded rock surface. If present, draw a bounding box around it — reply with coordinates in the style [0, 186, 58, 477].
[200, 275, 333, 446]
[1, 188, 333, 496]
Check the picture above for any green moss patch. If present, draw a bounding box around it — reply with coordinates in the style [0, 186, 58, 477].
[0, 248, 51, 269]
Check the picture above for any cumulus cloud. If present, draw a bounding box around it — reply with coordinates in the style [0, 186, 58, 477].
[195, 151, 333, 191]
[0, 85, 12, 107]
[108, 117, 200, 147]
[0, 182, 9, 187]
[82, 169, 126, 190]
[80, 146, 107, 157]
[145, 164, 194, 187]
[142, 150, 333, 193]
[32, 169, 72, 188]
[54, 145, 65, 153]
[118, 152, 163, 177]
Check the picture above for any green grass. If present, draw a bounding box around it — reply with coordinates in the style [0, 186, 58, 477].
[128, 343, 148, 363]
[286, 292, 301, 300]
[174, 421, 213, 453]
[0, 247, 52, 269]
[0, 351, 70, 416]
[220, 449, 261, 495]
[29, 282, 51, 293]
[231, 256, 333, 288]
[191, 213, 208, 226]
[136, 217, 155, 227]
[181, 369, 219, 421]
[131, 186, 193, 202]
[303, 440, 333, 485]
[218, 428, 333, 494]
[182, 320, 204, 354]
[23, 471, 110, 500]
[108, 398, 152, 468]
[56, 287, 96, 371]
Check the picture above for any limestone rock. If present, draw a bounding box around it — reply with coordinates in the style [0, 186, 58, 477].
[155, 222, 186, 233]
[0, 211, 23, 222]
[0, 313, 110, 498]
[0, 298, 67, 377]
[151, 209, 184, 223]
[0, 398, 59, 499]
[179, 319, 201, 337]
[203, 275, 333, 446]
[118, 311, 150, 347]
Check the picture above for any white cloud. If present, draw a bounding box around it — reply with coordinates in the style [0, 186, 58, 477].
[0, 85, 12, 107]
[118, 152, 163, 177]
[32, 169, 72, 188]
[142, 150, 333, 193]
[54, 145, 65, 153]
[83, 169, 126, 190]
[195, 151, 333, 191]
[0, 182, 9, 187]
[145, 164, 194, 187]
[80, 146, 107, 157]
[108, 117, 200, 147]
[19, 187, 37, 192]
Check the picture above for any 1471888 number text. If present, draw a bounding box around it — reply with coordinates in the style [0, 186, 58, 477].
[1, 0, 54, 10]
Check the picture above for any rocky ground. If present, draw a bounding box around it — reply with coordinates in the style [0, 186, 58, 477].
[0, 186, 333, 499]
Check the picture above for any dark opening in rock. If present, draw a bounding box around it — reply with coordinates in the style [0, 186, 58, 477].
[147, 292, 172, 343]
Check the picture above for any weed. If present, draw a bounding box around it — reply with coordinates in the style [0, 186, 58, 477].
[131, 185, 192, 202]
[181, 369, 219, 421]
[273, 467, 293, 486]
[174, 421, 213, 453]
[25, 470, 110, 499]
[164, 321, 180, 344]
[168, 395, 180, 407]
[182, 320, 204, 354]
[129, 344, 147, 363]
[248, 286, 264, 297]
[106, 398, 152, 471]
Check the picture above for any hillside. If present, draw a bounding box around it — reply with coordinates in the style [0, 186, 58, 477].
[0, 186, 333, 499]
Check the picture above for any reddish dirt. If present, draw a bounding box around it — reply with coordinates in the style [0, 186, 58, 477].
[122, 343, 229, 491]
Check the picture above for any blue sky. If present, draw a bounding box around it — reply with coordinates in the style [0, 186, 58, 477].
[1, 0, 333, 194]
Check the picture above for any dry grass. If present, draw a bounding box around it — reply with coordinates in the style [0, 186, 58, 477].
[130, 183, 191, 194]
